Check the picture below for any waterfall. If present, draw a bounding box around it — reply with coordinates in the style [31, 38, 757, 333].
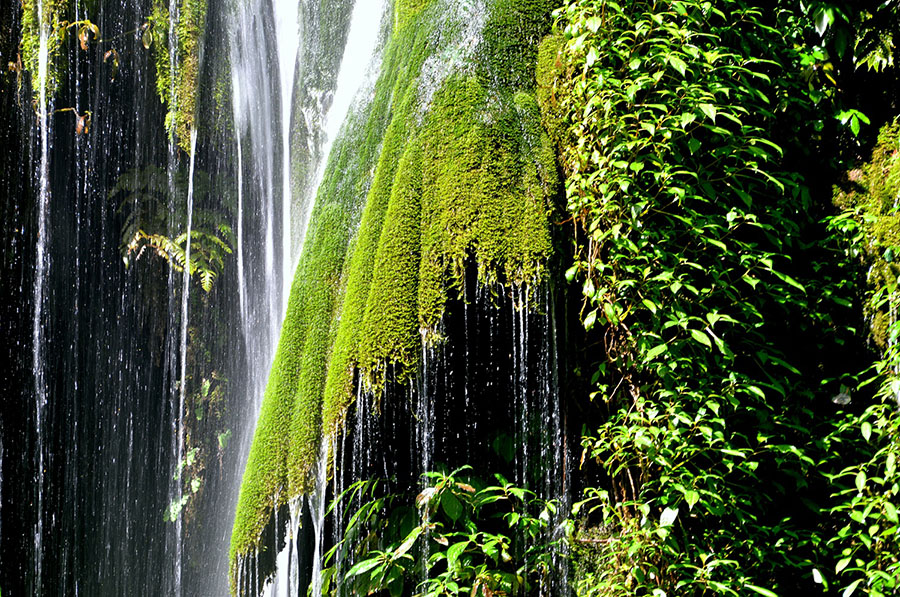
[254, 0, 389, 591]
[294, 0, 388, 263]
[2, 0, 565, 595]
[272, 0, 300, 317]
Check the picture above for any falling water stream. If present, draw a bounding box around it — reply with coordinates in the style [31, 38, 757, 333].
[31, 7, 52, 591]
[1, 0, 570, 595]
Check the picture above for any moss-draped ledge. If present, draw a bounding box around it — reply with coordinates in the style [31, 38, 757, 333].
[229, 0, 558, 584]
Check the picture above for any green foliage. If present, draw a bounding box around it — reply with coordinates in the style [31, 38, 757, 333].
[111, 165, 234, 292]
[545, 0, 861, 594]
[824, 121, 900, 596]
[802, 1, 900, 73]
[17, 4, 109, 101]
[19, 0, 68, 100]
[322, 467, 562, 597]
[832, 120, 900, 348]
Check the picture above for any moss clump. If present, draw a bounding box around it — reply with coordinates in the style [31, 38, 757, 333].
[833, 119, 900, 348]
[394, 0, 429, 30]
[535, 32, 566, 145]
[19, 0, 68, 100]
[230, 0, 559, 587]
[149, 0, 207, 152]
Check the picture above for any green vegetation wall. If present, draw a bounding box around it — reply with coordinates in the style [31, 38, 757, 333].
[539, 0, 900, 595]
[229, 0, 559, 579]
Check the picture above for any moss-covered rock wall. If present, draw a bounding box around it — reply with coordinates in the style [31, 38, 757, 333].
[229, 0, 559, 584]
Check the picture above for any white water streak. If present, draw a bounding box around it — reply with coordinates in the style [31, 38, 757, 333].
[308, 442, 330, 597]
[273, 0, 300, 317]
[32, 7, 52, 591]
[175, 129, 198, 597]
[232, 75, 248, 325]
[295, 0, 388, 260]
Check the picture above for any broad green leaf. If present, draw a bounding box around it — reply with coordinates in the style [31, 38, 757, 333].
[660, 506, 679, 527]
[645, 343, 668, 361]
[447, 541, 469, 569]
[441, 491, 463, 522]
[842, 579, 862, 597]
[394, 525, 423, 557]
[345, 557, 383, 580]
[835, 557, 851, 574]
[668, 55, 687, 76]
[699, 103, 716, 122]
[861, 421, 872, 442]
[855, 471, 866, 493]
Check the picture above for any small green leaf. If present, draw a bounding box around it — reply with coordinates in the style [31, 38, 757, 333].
[855, 470, 866, 492]
[861, 421, 872, 442]
[584, 309, 598, 330]
[835, 557, 851, 574]
[745, 584, 779, 597]
[690, 329, 712, 348]
[884, 502, 898, 523]
[684, 490, 700, 510]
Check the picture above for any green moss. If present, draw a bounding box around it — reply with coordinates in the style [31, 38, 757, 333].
[394, 0, 430, 30]
[149, 0, 207, 152]
[231, 0, 559, 586]
[320, 17, 437, 442]
[833, 119, 900, 348]
[535, 32, 566, 146]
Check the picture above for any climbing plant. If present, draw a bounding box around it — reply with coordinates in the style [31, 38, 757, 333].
[539, 0, 884, 594]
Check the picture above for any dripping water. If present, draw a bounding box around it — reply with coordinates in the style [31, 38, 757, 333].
[233, 76, 248, 325]
[308, 442, 330, 597]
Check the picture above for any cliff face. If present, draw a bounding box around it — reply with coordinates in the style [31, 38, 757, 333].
[229, 0, 559, 580]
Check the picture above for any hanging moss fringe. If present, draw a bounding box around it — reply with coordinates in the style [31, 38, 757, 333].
[229, 0, 558, 588]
